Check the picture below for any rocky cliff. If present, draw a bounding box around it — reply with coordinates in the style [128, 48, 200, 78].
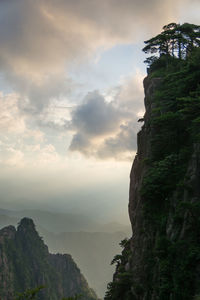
[0, 218, 98, 300]
[105, 48, 200, 300]
[0, 210, 129, 298]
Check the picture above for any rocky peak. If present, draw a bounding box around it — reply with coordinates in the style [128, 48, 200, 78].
[0, 225, 16, 241]
[18, 217, 35, 231]
[0, 218, 98, 300]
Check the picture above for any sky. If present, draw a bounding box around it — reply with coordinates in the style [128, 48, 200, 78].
[0, 0, 199, 225]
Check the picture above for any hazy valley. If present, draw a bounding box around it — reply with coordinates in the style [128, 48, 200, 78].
[0, 209, 131, 298]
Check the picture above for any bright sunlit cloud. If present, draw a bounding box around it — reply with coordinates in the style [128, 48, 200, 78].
[0, 0, 199, 220]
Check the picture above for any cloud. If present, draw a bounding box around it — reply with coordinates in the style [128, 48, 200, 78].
[0, 148, 25, 168]
[97, 122, 138, 160]
[0, 92, 25, 134]
[0, 91, 46, 139]
[0, 0, 182, 74]
[0, 0, 198, 162]
[71, 91, 123, 136]
[15, 73, 73, 113]
[0, 0, 191, 113]
[69, 73, 144, 160]
[0, 140, 61, 168]
[69, 90, 124, 156]
[31, 144, 60, 165]
[0, 92, 58, 167]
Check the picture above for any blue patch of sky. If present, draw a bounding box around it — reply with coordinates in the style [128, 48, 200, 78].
[68, 43, 147, 101]
[96, 43, 146, 79]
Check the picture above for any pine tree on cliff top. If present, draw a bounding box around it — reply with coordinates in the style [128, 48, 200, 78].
[143, 22, 200, 65]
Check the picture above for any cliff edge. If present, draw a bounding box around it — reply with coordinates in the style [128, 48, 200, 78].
[105, 45, 200, 300]
[0, 218, 98, 300]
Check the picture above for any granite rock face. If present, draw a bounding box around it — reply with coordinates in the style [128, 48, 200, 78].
[105, 64, 200, 299]
[0, 218, 98, 300]
[128, 77, 162, 298]
[128, 76, 200, 299]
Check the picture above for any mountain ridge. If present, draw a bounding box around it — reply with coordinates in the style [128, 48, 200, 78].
[0, 218, 98, 300]
[0, 211, 129, 298]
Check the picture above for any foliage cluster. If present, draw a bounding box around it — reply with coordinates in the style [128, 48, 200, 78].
[139, 24, 200, 300]
[15, 286, 82, 300]
[143, 22, 200, 69]
[104, 239, 133, 300]
[0, 219, 98, 300]
[105, 21, 200, 300]
[15, 286, 44, 300]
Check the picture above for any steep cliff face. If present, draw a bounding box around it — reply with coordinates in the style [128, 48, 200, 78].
[0, 218, 98, 300]
[128, 77, 163, 298]
[128, 76, 200, 299]
[105, 49, 200, 300]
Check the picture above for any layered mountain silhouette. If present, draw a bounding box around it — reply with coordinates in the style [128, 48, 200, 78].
[0, 209, 130, 297]
[0, 218, 98, 300]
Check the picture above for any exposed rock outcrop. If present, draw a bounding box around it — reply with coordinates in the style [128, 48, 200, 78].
[105, 49, 200, 299]
[127, 74, 200, 300]
[0, 218, 98, 300]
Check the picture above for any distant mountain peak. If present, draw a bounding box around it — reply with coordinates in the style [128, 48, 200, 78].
[0, 225, 16, 239]
[0, 218, 98, 300]
[17, 217, 36, 232]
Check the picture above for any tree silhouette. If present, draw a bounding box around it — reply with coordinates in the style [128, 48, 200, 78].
[143, 22, 200, 64]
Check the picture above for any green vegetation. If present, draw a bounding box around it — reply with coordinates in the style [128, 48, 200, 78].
[15, 287, 82, 300]
[15, 286, 45, 300]
[105, 22, 200, 300]
[143, 22, 200, 68]
[140, 22, 200, 300]
[0, 218, 98, 300]
[61, 296, 82, 300]
[105, 239, 133, 300]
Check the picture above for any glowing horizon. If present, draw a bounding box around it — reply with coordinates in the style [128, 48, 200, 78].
[0, 0, 199, 223]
